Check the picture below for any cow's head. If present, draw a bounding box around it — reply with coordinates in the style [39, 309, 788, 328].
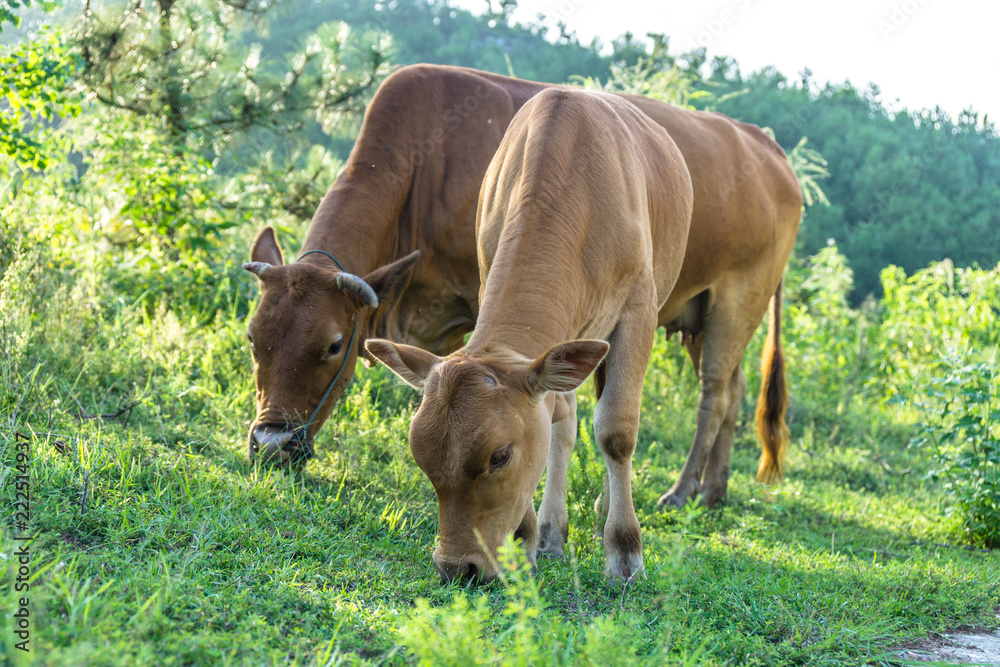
[366, 338, 608, 584]
[243, 227, 419, 465]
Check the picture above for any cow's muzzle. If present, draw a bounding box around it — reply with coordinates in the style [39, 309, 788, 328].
[248, 423, 314, 465]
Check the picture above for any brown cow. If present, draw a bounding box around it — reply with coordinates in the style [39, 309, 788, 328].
[367, 88, 694, 582]
[242, 65, 801, 538]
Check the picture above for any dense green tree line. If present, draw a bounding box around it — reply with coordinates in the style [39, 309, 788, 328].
[255, 0, 609, 85]
[2, 0, 999, 299]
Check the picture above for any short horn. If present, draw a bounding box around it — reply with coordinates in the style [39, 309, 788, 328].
[336, 272, 379, 308]
[242, 261, 271, 276]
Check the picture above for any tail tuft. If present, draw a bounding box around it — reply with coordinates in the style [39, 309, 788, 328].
[755, 280, 789, 484]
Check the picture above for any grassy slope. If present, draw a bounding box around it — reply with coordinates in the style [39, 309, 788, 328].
[1, 269, 997, 666]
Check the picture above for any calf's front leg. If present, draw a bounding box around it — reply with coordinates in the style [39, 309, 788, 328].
[537, 392, 577, 558]
[594, 304, 656, 582]
[513, 502, 539, 570]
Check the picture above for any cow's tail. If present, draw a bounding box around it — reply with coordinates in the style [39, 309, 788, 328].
[755, 278, 789, 485]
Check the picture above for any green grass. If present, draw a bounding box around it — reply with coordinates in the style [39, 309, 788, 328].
[1, 253, 998, 666]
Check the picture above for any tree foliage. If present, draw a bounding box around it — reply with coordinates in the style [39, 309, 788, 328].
[571, 57, 711, 109]
[1, 0, 56, 29]
[707, 65, 1000, 298]
[77, 1, 389, 148]
[254, 0, 610, 85]
[1, 0, 393, 315]
[72, 0, 391, 251]
[0, 0, 81, 179]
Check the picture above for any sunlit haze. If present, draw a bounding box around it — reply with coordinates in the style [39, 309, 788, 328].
[450, 0, 999, 122]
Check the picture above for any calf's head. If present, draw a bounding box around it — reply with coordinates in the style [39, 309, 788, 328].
[366, 338, 608, 584]
[243, 227, 419, 464]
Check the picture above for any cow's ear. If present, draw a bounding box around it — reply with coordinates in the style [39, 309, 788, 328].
[251, 227, 284, 266]
[365, 339, 440, 389]
[527, 340, 609, 396]
[363, 251, 420, 306]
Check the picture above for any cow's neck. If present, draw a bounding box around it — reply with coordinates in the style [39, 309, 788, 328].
[299, 145, 409, 277]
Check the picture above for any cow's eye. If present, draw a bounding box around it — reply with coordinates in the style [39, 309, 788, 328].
[325, 335, 344, 359]
[489, 445, 512, 473]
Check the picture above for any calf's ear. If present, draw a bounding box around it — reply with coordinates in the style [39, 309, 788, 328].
[250, 227, 284, 266]
[365, 339, 441, 389]
[528, 340, 610, 395]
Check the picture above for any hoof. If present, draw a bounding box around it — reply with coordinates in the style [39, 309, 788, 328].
[536, 541, 564, 559]
[657, 478, 701, 509]
[536, 521, 567, 559]
[699, 488, 726, 509]
[605, 552, 644, 583]
[657, 492, 689, 509]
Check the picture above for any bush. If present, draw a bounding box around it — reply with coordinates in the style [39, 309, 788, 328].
[911, 353, 1000, 548]
[874, 259, 1000, 400]
[782, 244, 876, 427]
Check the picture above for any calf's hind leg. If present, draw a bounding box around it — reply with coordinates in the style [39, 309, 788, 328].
[593, 362, 611, 538]
[594, 303, 657, 581]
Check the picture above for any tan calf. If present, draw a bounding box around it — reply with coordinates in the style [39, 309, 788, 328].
[368, 89, 694, 582]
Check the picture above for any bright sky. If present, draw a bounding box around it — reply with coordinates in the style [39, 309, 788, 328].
[451, 0, 999, 122]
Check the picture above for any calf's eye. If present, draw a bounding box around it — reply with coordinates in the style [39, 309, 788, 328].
[489, 445, 512, 473]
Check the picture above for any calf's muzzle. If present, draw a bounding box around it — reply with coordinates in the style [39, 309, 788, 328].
[433, 551, 491, 585]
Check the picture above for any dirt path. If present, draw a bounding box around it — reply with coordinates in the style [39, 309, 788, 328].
[897, 617, 1000, 665]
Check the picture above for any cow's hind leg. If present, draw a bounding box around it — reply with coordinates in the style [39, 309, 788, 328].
[670, 337, 746, 506]
[537, 392, 577, 558]
[658, 287, 763, 509]
[594, 302, 656, 581]
[699, 366, 746, 507]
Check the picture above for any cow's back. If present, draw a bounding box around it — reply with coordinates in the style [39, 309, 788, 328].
[305, 64, 798, 350]
[621, 95, 802, 321]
